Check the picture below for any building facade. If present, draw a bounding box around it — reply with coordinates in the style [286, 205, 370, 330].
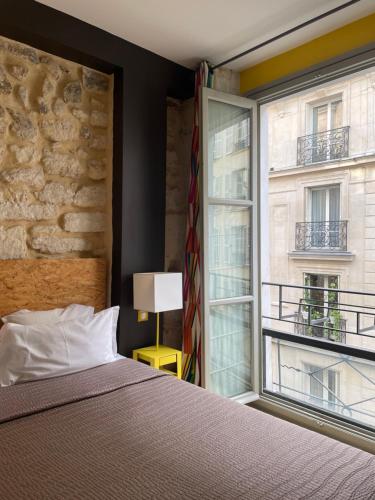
[263, 67, 375, 428]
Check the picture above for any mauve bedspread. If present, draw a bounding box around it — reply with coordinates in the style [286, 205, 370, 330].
[0, 359, 374, 500]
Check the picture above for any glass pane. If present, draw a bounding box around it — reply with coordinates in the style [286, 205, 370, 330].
[311, 188, 326, 221]
[209, 302, 252, 397]
[208, 100, 251, 200]
[331, 100, 342, 129]
[264, 337, 375, 429]
[329, 186, 340, 221]
[313, 104, 328, 133]
[208, 205, 251, 300]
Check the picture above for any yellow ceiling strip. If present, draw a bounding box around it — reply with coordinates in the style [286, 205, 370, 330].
[240, 12, 375, 94]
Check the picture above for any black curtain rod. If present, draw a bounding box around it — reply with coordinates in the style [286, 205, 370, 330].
[211, 0, 362, 70]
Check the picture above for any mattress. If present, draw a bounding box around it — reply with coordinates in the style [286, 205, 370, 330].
[0, 358, 374, 499]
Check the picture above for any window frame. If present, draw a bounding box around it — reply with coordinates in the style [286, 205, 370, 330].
[201, 87, 260, 403]
[249, 46, 375, 448]
[308, 95, 343, 135]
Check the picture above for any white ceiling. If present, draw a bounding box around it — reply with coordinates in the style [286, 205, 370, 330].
[36, 0, 375, 71]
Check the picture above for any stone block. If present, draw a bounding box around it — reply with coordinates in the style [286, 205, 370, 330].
[53, 98, 66, 116]
[30, 224, 62, 236]
[64, 81, 82, 103]
[82, 67, 109, 92]
[0, 226, 28, 259]
[7, 109, 36, 140]
[0, 201, 57, 220]
[364, 272, 375, 284]
[90, 110, 108, 127]
[9, 144, 37, 164]
[74, 184, 106, 207]
[80, 126, 92, 140]
[88, 159, 106, 180]
[72, 109, 88, 122]
[36, 181, 77, 205]
[31, 235, 92, 254]
[40, 56, 64, 81]
[365, 227, 375, 239]
[40, 117, 78, 141]
[365, 216, 375, 228]
[364, 261, 375, 273]
[7, 42, 39, 63]
[42, 150, 85, 178]
[37, 97, 49, 114]
[63, 212, 106, 232]
[2, 165, 45, 190]
[91, 98, 105, 110]
[89, 134, 107, 150]
[42, 77, 54, 97]
[16, 85, 29, 109]
[7, 64, 28, 81]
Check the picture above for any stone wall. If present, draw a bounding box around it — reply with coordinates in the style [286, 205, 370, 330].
[164, 97, 193, 348]
[0, 35, 113, 260]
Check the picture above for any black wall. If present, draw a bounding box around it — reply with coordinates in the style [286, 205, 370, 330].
[0, 0, 194, 355]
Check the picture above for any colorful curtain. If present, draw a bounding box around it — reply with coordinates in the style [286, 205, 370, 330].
[182, 62, 213, 385]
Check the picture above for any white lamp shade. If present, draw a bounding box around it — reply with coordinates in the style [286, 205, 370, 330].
[133, 272, 182, 313]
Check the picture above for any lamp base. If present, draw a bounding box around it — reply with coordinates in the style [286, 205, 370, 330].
[156, 311, 160, 350]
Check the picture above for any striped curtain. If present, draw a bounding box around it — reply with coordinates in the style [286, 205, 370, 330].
[182, 62, 213, 385]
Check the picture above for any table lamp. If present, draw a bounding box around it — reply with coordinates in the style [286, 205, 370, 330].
[133, 272, 182, 350]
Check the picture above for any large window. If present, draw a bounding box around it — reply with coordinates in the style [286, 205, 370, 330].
[260, 64, 375, 434]
[202, 88, 257, 402]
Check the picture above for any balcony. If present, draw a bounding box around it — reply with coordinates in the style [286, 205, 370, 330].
[297, 126, 349, 165]
[262, 282, 375, 430]
[295, 220, 348, 252]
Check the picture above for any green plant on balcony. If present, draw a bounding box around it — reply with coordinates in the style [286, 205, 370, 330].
[327, 281, 343, 342]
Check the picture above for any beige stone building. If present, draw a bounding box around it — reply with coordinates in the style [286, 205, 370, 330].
[262, 67, 375, 428]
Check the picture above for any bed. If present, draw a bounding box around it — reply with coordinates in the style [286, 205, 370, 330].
[0, 259, 374, 500]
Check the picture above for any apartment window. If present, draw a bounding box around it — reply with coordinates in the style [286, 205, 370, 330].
[213, 132, 224, 159]
[311, 98, 343, 134]
[305, 363, 340, 411]
[304, 273, 339, 317]
[297, 96, 348, 165]
[225, 127, 234, 155]
[308, 185, 341, 249]
[235, 119, 249, 151]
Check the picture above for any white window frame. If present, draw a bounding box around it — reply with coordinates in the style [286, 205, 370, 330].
[306, 184, 341, 222]
[201, 87, 259, 403]
[308, 95, 343, 135]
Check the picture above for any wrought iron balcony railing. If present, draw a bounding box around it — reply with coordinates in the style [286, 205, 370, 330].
[262, 282, 375, 430]
[297, 126, 349, 165]
[295, 220, 347, 251]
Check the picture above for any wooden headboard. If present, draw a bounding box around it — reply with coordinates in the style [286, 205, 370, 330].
[0, 258, 107, 317]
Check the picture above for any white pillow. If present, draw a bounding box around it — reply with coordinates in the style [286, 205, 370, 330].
[1, 304, 95, 326]
[0, 306, 119, 386]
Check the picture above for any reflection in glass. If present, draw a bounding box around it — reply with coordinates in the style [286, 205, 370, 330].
[210, 303, 252, 397]
[209, 205, 251, 300]
[265, 338, 375, 429]
[208, 100, 250, 200]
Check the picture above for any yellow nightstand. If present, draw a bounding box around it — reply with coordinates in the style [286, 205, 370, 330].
[132, 345, 182, 379]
